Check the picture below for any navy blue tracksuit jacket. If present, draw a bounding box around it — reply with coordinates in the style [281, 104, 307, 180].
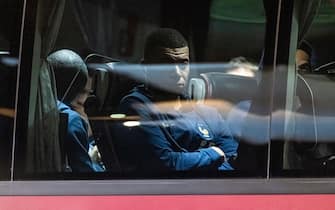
[116, 88, 238, 173]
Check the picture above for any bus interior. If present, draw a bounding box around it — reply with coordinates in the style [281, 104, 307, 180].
[1, 0, 335, 181]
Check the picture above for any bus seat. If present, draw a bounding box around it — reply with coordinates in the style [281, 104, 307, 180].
[87, 62, 144, 172]
[200, 72, 257, 104]
[291, 73, 335, 171]
[101, 62, 143, 114]
[196, 72, 257, 138]
[85, 63, 110, 115]
[188, 78, 206, 103]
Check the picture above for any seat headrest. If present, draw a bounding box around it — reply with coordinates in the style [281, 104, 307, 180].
[200, 72, 257, 104]
[99, 62, 144, 113]
[188, 78, 206, 102]
[83, 63, 110, 115]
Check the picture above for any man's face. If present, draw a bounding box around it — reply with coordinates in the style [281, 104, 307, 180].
[71, 77, 92, 113]
[296, 49, 310, 66]
[145, 46, 190, 94]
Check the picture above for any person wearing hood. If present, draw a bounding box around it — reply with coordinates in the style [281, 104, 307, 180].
[47, 49, 104, 172]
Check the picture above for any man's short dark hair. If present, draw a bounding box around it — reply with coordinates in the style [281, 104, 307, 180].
[298, 40, 313, 58]
[144, 28, 188, 59]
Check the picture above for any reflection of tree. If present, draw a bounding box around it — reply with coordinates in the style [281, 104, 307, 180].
[313, 0, 335, 24]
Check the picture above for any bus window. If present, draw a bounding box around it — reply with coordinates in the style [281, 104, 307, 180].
[16, 0, 274, 179]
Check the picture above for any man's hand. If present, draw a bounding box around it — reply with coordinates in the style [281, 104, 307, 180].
[88, 145, 102, 163]
[71, 102, 93, 137]
[211, 146, 226, 163]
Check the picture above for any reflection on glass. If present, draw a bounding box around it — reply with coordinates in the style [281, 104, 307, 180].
[24, 0, 270, 179]
[284, 0, 335, 175]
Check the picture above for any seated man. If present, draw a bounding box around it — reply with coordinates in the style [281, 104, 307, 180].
[116, 28, 238, 173]
[296, 40, 313, 73]
[47, 49, 104, 172]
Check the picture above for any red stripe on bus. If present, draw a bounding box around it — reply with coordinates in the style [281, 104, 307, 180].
[0, 195, 333, 210]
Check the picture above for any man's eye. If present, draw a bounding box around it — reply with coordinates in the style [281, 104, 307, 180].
[178, 62, 189, 70]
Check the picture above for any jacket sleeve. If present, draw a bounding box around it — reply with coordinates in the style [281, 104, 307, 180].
[197, 105, 239, 170]
[119, 98, 223, 171]
[66, 112, 95, 172]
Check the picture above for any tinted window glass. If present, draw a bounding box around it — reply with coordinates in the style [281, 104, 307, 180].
[0, 0, 21, 180]
[20, 0, 272, 179]
[277, 0, 335, 177]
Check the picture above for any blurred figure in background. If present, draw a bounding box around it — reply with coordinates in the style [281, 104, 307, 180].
[296, 40, 313, 73]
